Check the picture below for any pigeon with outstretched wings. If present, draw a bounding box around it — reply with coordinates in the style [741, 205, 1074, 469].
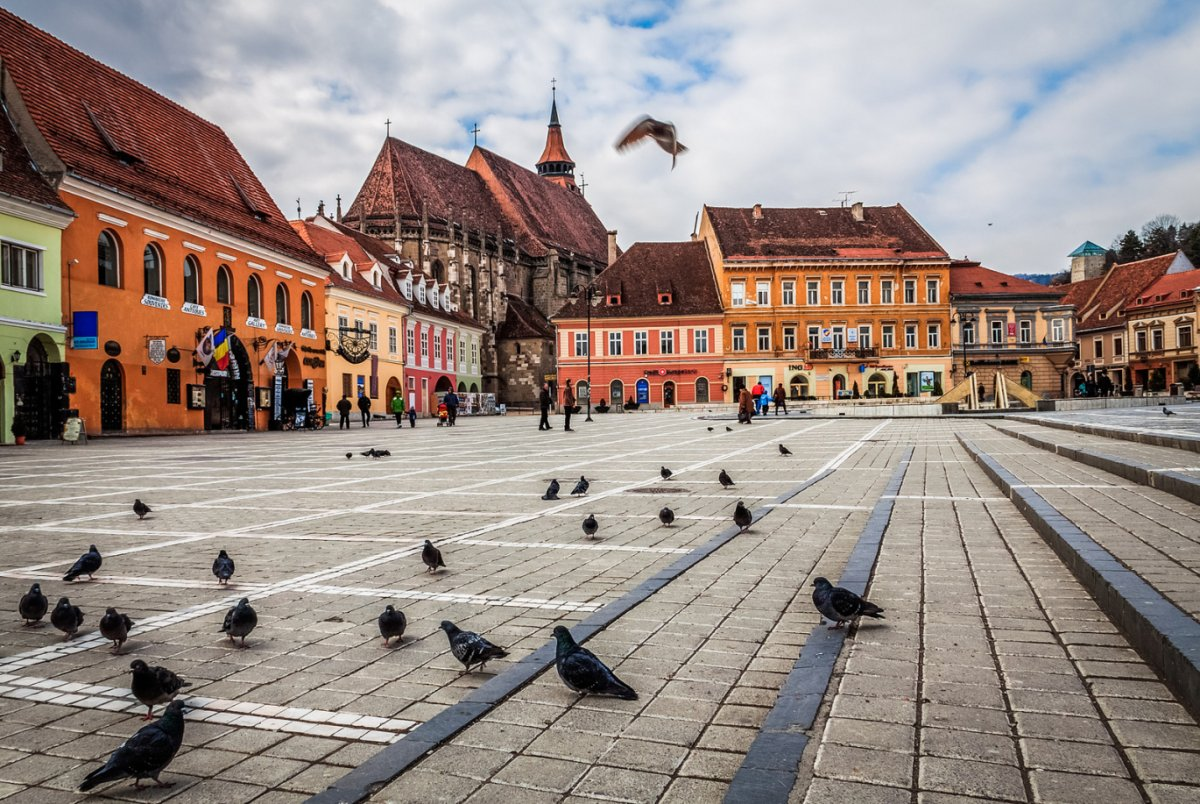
[615, 116, 688, 169]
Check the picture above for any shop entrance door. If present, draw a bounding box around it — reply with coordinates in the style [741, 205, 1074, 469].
[100, 359, 123, 432]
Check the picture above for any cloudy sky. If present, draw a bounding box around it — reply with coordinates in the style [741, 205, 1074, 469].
[9, 0, 1199, 274]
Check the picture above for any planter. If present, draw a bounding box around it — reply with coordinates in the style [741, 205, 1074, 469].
[13, 436, 25, 445]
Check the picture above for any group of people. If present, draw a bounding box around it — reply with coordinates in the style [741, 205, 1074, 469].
[1077, 373, 1115, 398]
[539, 380, 576, 432]
[334, 391, 463, 429]
[738, 381, 789, 423]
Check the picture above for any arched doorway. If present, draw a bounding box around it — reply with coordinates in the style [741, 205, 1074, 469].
[695, 377, 709, 404]
[635, 378, 649, 405]
[1071, 371, 1085, 396]
[867, 373, 888, 397]
[457, 381, 466, 392]
[663, 381, 676, 408]
[790, 374, 809, 399]
[832, 374, 846, 398]
[1020, 370, 1033, 391]
[100, 359, 123, 432]
[206, 335, 252, 431]
[434, 376, 452, 394]
[469, 383, 479, 394]
[576, 380, 589, 405]
[15, 336, 68, 440]
[609, 379, 624, 406]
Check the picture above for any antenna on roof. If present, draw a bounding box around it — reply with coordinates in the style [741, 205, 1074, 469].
[836, 190, 858, 207]
[578, 173, 588, 197]
[296, 198, 301, 218]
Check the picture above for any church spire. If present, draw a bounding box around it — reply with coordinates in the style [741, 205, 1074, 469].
[536, 80, 577, 191]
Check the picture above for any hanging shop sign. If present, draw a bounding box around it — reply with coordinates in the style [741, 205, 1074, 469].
[338, 328, 371, 364]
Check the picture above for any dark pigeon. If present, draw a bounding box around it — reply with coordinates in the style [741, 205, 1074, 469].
[130, 659, 191, 720]
[582, 514, 598, 539]
[212, 550, 235, 585]
[50, 596, 83, 640]
[707, 426, 714, 432]
[659, 506, 675, 527]
[422, 540, 446, 573]
[345, 452, 353, 460]
[375, 449, 391, 457]
[63, 544, 101, 582]
[1164, 406, 1176, 416]
[440, 620, 508, 673]
[221, 597, 257, 647]
[811, 577, 885, 629]
[552, 626, 638, 700]
[733, 501, 752, 532]
[133, 499, 151, 519]
[718, 469, 735, 488]
[779, 444, 792, 456]
[570, 476, 589, 496]
[725, 426, 733, 432]
[78, 700, 185, 791]
[542, 479, 560, 500]
[19, 582, 48, 626]
[100, 608, 134, 653]
[378, 604, 407, 647]
[660, 466, 673, 480]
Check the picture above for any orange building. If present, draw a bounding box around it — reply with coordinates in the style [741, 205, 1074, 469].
[0, 10, 328, 434]
[698, 203, 952, 399]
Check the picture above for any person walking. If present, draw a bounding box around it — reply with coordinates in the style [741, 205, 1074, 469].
[751, 380, 766, 415]
[444, 390, 459, 426]
[738, 387, 754, 424]
[357, 393, 371, 427]
[562, 380, 575, 432]
[390, 393, 405, 428]
[773, 383, 787, 415]
[336, 395, 352, 430]
[538, 383, 552, 431]
[408, 403, 417, 428]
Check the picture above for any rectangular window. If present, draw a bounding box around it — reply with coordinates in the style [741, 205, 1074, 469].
[575, 332, 590, 356]
[807, 325, 820, 349]
[369, 323, 378, 351]
[830, 280, 844, 305]
[1019, 320, 1032, 344]
[1179, 325, 1193, 349]
[406, 327, 415, 355]
[420, 330, 428, 358]
[782, 326, 796, 351]
[434, 334, 441, 361]
[166, 368, 181, 404]
[857, 280, 870, 305]
[730, 281, 745, 307]
[1136, 330, 1147, 352]
[1051, 319, 1064, 342]
[693, 329, 709, 353]
[806, 280, 819, 305]
[1093, 338, 1104, 360]
[756, 281, 770, 306]
[757, 326, 771, 351]
[991, 321, 1004, 344]
[732, 327, 746, 351]
[904, 324, 917, 349]
[634, 331, 648, 355]
[882, 325, 895, 349]
[1113, 335, 1123, 357]
[338, 315, 348, 332]
[660, 330, 674, 354]
[927, 323, 940, 349]
[471, 342, 478, 367]
[880, 280, 893, 305]
[446, 338, 454, 365]
[388, 326, 398, 353]
[926, 279, 939, 304]
[355, 318, 364, 333]
[342, 373, 352, 398]
[831, 326, 845, 350]
[1151, 328, 1164, 350]
[781, 281, 795, 306]
[858, 325, 872, 348]
[903, 279, 916, 304]
[1, 241, 43, 291]
[609, 331, 623, 356]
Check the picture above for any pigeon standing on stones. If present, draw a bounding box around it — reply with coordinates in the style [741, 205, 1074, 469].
[19, 582, 48, 626]
[659, 506, 675, 527]
[542, 479, 560, 500]
[779, 444, 792, 456]
[660, 466, 673, 480]
[78, 700, 186, 792]
[570, 476, 589, 496]
[212, 550, 235, 585]
[378, 604, 407, 647]
[63, 544, 102, 582]
[220, 598, 257, 647]
[1163, 406, 1176, 416]
[615, 115, 688, 169]
[552, 626, 638, 699]
[582, 514, 599, 539]
[422, 540, 446, 573]
[100, 608, 134, 653]
[733, 501, 752, 532]
[439, 620, 509, 674]
[129, 659, 191, 720]
[375, 449, 391, 457]
[811, 577, 885, 629]
[725, 426, 733, 432]
[718, 469, 735, 488]
[133, 499, 151, 519]
[345, 452, 353, 460]
[707, 426, 714, 432]
[50, 596, 84, 639]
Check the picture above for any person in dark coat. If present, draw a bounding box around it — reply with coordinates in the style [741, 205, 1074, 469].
[336, 396, 352, 430]
[772, 383, 787, 415]
[538, 383, 552, 431]
[562, 380, 575, 432]
[357, 393, 371, 427]
[738, 387, 754, 424]
[443, 390, 459, 426]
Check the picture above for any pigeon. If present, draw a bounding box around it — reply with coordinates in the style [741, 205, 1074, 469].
[133, 499, 151, 519]
[615, 115, 688, 169]
[362, 448, 378, 458]
[552, 626, 638, 700]
[660, 466, 673, 480]
[19, 582, 48, 626]
[582, 513, 599, 539]
[375, 449, 391, 457]
[707, 426, 714, 432]
[570, 476, 589, 496]
[779, 444, 792, 456]
[811, 577, 885, 629]
[422, 540, 446, 573]
[1163, 406, 1176, 416]
[378, 604, 407, 647]
[542, 479, 560, 500]
[659, 506, 675, 527]
[718, 469, 735, 488]
[78, 700, 186, 791]
[63, 544, 102, 582]
[725, 426, 733, 432]
[439, 620, 508, 674]
[212, 550, 235, 585]
[50, 597, 84, 640]
[129, 659, 191, 720]
[733, 501, 752, 532]
[220, 597, 257, 647]
[345, 452, 353, 460]
[99, 608, 135, 653]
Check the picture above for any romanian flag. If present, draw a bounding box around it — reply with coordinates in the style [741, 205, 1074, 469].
[212, 328, 229, 371]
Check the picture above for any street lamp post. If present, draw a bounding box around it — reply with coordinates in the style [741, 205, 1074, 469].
[952, 311, 977, 380]
[584, 285, 599, 422]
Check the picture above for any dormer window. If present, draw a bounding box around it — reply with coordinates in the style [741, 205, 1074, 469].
[431, 288, 440, 309]
[417, 282, 426, 303]
[607, 294, 621, 306]
[658, 292, 673, 305]
[443, 289, 451, 309]
[371, 269, 382, 289]
[402, 276, 413, 300]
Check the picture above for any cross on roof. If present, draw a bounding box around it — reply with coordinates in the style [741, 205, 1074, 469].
[578, 174, 588, 196]
[385, 118, 392, 138]
[470, 123, 481, 146]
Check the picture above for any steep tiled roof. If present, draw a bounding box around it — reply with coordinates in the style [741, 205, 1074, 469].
[706, 204, 947, 260]
[497, 293, 553, 340]
[1075, 252, 1178, 332]
[1123, 269, 1200, 313]
[553, 242, 722, 321]
[0, 99, 72, 215]
[949, 261, 1060, 297]
[0, 9, 322, 269]
[290, 217, 408, 308]
[536, 101, 574, 166]
[1058, 275, 1103, 312]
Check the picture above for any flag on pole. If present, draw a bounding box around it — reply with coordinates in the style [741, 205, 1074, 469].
[194, 327, 215, 366]
[263, 341, 278, 374]
[212, 328, 229, 371]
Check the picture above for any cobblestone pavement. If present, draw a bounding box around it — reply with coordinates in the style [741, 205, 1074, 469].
[1025, 403, 1200, 442]
[0, 412, 1197, 803]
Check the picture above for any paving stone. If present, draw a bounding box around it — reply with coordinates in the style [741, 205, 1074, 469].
[1125, 748, 1200, 784]
[1019, 737, 1128, 776]
[572, 765, 671, 803]
[1028, 770, 1143, 804]
[814, 742, 913, 788]
[918, 756, 1026, 802]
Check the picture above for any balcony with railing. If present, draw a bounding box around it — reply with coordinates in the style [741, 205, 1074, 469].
[806, 347, 880, 361]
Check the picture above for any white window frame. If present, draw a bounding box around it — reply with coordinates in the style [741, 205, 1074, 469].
[903, 279, 916, 304]
[693, 329, 709, 353]
[1151, 328, 1164, 351]
[904, 324, 917, 349]
[807, 325, 820, 349]
[731, 327, 746, 351]
[574, 331, 590, 356]
[781, 280, 795, 306]
[660, 330, 674, 354]
[406, 326, 415, 355]
[730, 281, 745, 307]
[857, 325, 872, 348]
[926, 278, 939, 304]
[857, 280, 870, 305]
[434, 332, 441, 361]
[1135, 329, 1147, 352]
[830, 280, 844, 305]
[782, 326, 796, 351]
[1051, 318, 1065, 342]
[757, 326, 771, 351]
[1178, 324, 1193, 349]
[991, 320, 1004, 344]
[608, 331, 623, 356]
[927, 323, 940, 349]
[1019, 320, 1032, 344]
[634, 331, 648, 355]
[420, 329, 428, 358]
[756, 281, 770, 306]
[881, 280, 893, 305]
[806, 280, 819, 305]
[368, 323, 378, 351]
[388, 326, 397, 354]
[882, 325, 895, 349]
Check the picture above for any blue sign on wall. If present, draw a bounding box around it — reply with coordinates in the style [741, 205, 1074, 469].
[72, 311, 98, 349]
[635, 378, 650, 404]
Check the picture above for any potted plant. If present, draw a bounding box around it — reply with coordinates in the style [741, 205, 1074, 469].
[10, 415, 27, 445]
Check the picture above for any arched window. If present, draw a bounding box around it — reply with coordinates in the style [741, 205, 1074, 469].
[183, 255, 201, 304]
[609, 379, 624, 405]
[216, 264, 233, 304]
[98, 230, 121, 287]
[431, 260, 445, 283]
[1020, 370, 1033, 391]
[300, 291, 313, 331]
[275, 283, 290, 324]
[695, 377, 709, 403]
[142, 243, 163, 297]
[247, 275, 262, 318]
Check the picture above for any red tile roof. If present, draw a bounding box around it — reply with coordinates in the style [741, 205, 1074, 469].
[949, 261, 1061, 297]
[291, 217, 407, 309]
[553, 241, 722, 321]
[0, 98, 72, 215]
[1122, 268, 1200, 313]
[705, 204, 947, 260]
[536, 123, 574, 167]
[497, 293, 553, 340]
[0, 8, 321, 268]
[1074, 252, 1178, 332]
[1057, 275, 1103, 312]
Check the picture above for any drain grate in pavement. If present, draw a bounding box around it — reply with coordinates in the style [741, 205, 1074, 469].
[627, 486, 686, 494]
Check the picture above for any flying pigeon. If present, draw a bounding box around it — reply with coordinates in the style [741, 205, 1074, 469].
[542, 479, 560, 500]
[552, 625, 638, 700]
[220, 598, 257, 647]
[615, 115, 688, 169]
[133, 499, 151, 519]
[661, 466, 673, 480]
[100, 608, 134, 654]
[129, 659, 191, 720]
[659, 506, 675, 527]
[63, 544, 102, 582]
[212, 550, 235, 585]
[50, 597, 83, 639]
[378, 604, 407, 647]
[439, 620, 508, 674]
[19, 582, 48, 626]
[718, 469, 735, 488]
[571, 476, 590, 496]
[1163, 406, 1176, 416]
[345, 452, 353, 460]
[811, 577, 885, 629]
[733, 501, 752, 532]
[78, 700, 186, 792]
[422, 540, 446, 573]
[582, 513, 598, 539]
[779, 444, 792, 456]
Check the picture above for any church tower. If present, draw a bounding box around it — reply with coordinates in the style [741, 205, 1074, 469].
[535, 86, 578, 191]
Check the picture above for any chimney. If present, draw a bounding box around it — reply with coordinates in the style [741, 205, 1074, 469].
[850, 201, 864, 222]
[752, 204, 763, 220]
[317, 199, 325, 218]
[607, 230, 619, 266]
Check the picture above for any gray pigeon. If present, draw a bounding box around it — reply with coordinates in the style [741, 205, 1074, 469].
[212, 550, 235, 585]
[100, 607, 134, 653]
[221, 597, 257, 647]
[78, 700, 185, 791]
[658, 506, 675, 527]
[582, 514, 598, 539]
[707, 426, 714, 432]
[50, 596, 83, 639]
[615, 116, 688, 169]
[542, 479, 560, 500]
[378, 604, 406, 647]
[660, 466, 673, 480]
[440, 620, 508, 673]
[779, 444, 792, 456]
[63, 544, 101, 582]
[19, 582, 48, 626]
[345, 452, 353, 460]
[133, 499, 151, 519]
[1164, 406, 1176, 416]
[570, 476, 589, 496]
[811, 577, 885, 629]
[553, 626, 638, 699]
[733, 501, 752, 532]
[129, 659, 191, 720]
[725, 426, 733, 432]
[718, 469, 734, 488]
[422, 540, 446, 573]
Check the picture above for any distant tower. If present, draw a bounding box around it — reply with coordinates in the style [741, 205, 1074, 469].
[1068, 241, 1107, 282]
[535, 84, 578, 191]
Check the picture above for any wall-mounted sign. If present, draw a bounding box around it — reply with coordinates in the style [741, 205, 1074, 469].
[187, 384, 207, 409]
[635, 378, 650, 404]
[246, 317, 267, 330]
[275, 323, 294, 335]
[166, 347, 181, 363]
[642, 368, 698, 376]
[147, 338, 166, 364]
[141, 294, 170, 310]
[72, 311, 98, 349]
[181, 302, 207, 317]
[104, 340, 121, 357]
